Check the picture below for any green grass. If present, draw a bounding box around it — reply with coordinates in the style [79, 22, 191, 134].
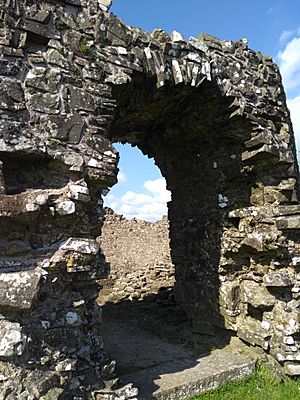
[192, 365, 300, 400]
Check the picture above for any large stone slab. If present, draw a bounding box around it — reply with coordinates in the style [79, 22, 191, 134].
[122, 351, 256, 400]
[0, 268, 42, 310]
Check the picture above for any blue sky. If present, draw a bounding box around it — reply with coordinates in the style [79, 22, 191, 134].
[104, 0, 300, 221]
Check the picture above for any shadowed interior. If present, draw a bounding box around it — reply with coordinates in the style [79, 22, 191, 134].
[109, 74, 253, 333]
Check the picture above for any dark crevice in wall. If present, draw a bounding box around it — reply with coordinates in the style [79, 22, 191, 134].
[0, 153, 69, 194]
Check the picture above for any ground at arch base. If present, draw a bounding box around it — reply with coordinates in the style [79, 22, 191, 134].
[99, 295, 258, 400]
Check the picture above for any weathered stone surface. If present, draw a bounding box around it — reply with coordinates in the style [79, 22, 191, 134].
[276, 215, 300, 230]
[61, 237, 100, 254]
[0, 269, 42, 309]
[171, 30, 186, 42]
[285, 363, 300, 376]
[237, 317, 271, 349]
[101, 0, 112, 10]
[0, 0, 300, 397]
[263, 272, 293, 287]
[152, 29, 171, 43]
[27, 93, 60, 114]
[0, 321, 24, 358]
[25, 67, 61, 93]
[241, 281, 275, 308]
[122, 351, 256, 400]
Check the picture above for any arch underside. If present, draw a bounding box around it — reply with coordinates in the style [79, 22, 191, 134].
[1, 0, 300, 398]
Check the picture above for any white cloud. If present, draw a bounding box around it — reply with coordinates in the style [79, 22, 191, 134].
[277, 36, 300, 91]
[117, 170, 127, 184]
[287, 95, 300, 152]
[104, 178, 171, 222]
[279, 30, 294, 45]
[144, 179, 171, 203]
[277, 30, 300, 154]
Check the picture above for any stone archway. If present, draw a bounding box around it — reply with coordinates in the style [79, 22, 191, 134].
[109, 75, 254, 335]
[0, 0, 300, 398]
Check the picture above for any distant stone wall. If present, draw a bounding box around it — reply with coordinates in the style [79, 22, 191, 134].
[99, 208, 175, 304]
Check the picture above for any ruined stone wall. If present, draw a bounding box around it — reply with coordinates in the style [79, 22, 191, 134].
[99, 208, 175, 304]
[0, 1, 118, 399]
[0, 0, 300, 398]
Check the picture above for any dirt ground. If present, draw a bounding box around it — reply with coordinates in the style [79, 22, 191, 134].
[99, 290, 246, 376]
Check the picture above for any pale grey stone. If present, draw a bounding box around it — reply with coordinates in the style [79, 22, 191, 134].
[0, 269, 42, 309]
[263, 272, 293, 287]
[0, 321, 24, 358]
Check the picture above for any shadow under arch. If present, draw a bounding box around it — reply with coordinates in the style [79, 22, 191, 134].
[107, 72, 254, 337]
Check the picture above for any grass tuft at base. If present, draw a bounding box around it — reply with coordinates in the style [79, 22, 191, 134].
[192, 365, 300, 400]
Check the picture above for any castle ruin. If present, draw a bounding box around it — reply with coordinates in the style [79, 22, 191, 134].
[1, 0, 300, 398]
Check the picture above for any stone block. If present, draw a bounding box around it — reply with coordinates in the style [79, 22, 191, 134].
[188, 36, 209, 52]
[0, 269, 42, 310]
[237, 317, 271, 349]
[56, 200, 76, 215]
[244, 130, 274, 149]
[263, 272, 293, 287]
[67, 183, 90, 202]
[0, 28, 12, 46]
[27, 93, 60, 114]
[274, 205, 300, 216]
[242, 144, 279, 162]
[241, 281, 275, 308]
[0, 321, 24, 358]
[242, 232, 264, 252]
[68, 86, 97, 112]
[171, 30, 186, 42]
[27, 10, 51, 23]
[51, 112, 85, 144]
[47, 49, 68, 68]
[41, 388, 64, 400]
[61, 237, 100, 255]
[276, 215, 300, 230]
[98, 0, 112, 11]
[25, 67, 61, 93]
[0, 80, 25, 111]
[22, 19, 55, 39]
[152, 29, 170, 44]
[219, 281, 240, 312]
[284, 362, 300, 376]
[198, 33, 222, 50]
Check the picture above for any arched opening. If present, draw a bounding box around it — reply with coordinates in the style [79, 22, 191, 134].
[100, 143, 174, 304]
[1, 2, 300, 398]
[98, 73, 255, 391]
[99, 145, 180, 380]
[109, 73, 253, 329]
